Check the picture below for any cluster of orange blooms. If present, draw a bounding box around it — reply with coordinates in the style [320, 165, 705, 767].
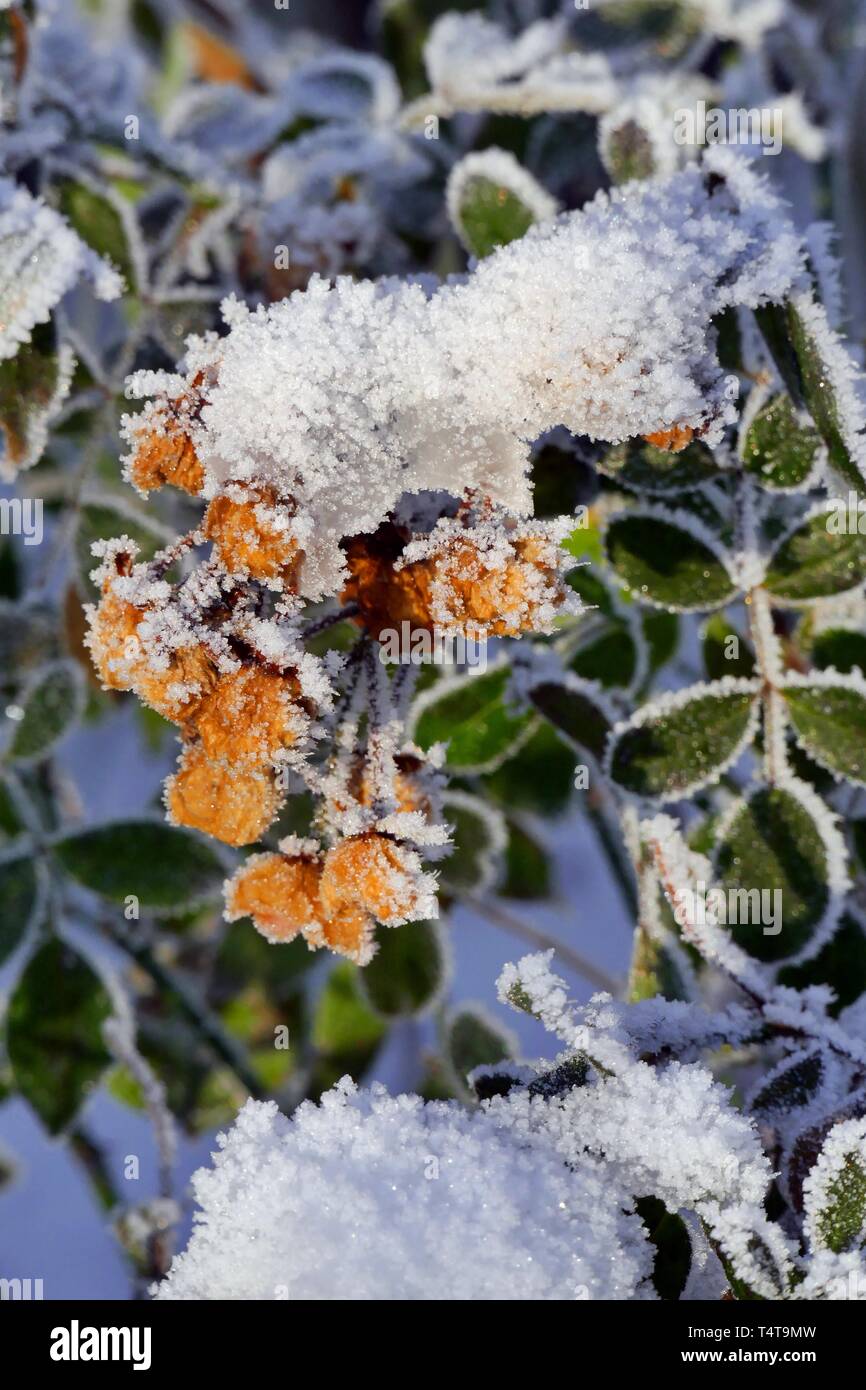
[86, 374, 580, 961]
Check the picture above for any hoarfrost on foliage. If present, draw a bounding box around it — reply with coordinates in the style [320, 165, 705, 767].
[0, 178, 122, 361]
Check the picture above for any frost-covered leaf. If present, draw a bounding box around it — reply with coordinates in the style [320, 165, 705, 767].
[440, 792, 505, 895]
[742, 393, 823, 490]
[0, 600, 57, 678]
[6, 659, 84, 764]
[702, 614, 755, 681]
[764, 506, 866, 603]
[447, 148, 558, 258]
[528, 674, 613, 761]
[811, 629, 866, 675]
[7, 938, 113, 1135]
[778, 914, 866, 1013]
[0, 853, 45, 967]
[804, 1117, 866, 1254]
[56, 179, 137, 292]
[782, 671, 866, 786]
[0, 177, 121, 364]
[411, 665, 534, 772]
[599, 437, 719, 494]
[605, 510, 736, 612]
[447, 1006, 514, 1087]
[606, 679, 759, 800]
[53, 819, 224, 910]
[756, 295, 866, 490]
[290, 52, 401, 125]
[714, 780, 848, 963]
[635, 1196, 691, 1301]
[0, 323, 75, 477]
[359, 920, 445, 1018]
[750, 1047, 828, 1122]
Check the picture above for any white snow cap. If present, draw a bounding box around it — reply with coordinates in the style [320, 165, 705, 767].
[153, 1079, 652, 1301]
[135, 153, 805, 599]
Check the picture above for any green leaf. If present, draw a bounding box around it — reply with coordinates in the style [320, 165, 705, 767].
[411, 664, 534, 772]
[642, 609, 679, 679]
[716, 784, 841, 963]
[481, 722, 577, 817]
[450, 156, 550, 258]
[529, 676, 612, 761]
[779, 914, 866, 1014]
[7, 938, 113, 1134]
[570, 623, 637, 689]
[811, 629, 866, 675]
[702, 615, 756, 681]
[6, 660, 84, 764]
[0, 601, 57, 685]
[605, 513, 735, 612]
[764, 508, 866, 603]
[53, 819, 224, 909]
[447, 1007, 513, 1086]
[635, 1196, 691, 1301]
[75, 502, 169, 596]
[57, 179, 136, 289]
[628, 926, 691, 1002]
[742, 394, 822, 489]
[440, 794, 504, 895]
[782, 676, 866, 785]
[0, 854, 44, 966]
[359, 920, 445, 1018]
[607, 680, 758, 799]
[600, 438, 719, 494]
[0, 320, 71, 472]
[502, 819, 551, 900]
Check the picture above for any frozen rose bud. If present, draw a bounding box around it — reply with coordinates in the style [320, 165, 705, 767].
[321, 902, 376, 966]
[135, 643, 218, 724]
[192, 666, 306, 767]
[392, 519, 570, 639]
[204, 487, 301, 584]
[642, 425, 695, 452]
[224, 850, 323, 943]
[340, 527, 436, 642]
[320, 833, 435, 929]
[164, 744, 282, 846]
[127, 419, 204, 496]
[424, 532, 566, 637]
[85, 588, 149, 691]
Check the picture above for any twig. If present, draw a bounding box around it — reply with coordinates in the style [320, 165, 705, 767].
[465, 894, 621, 994]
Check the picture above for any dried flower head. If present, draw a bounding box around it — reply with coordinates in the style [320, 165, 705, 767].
[165, 744, 282, 846]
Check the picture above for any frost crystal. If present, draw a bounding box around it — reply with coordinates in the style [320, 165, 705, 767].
[154, 1081, 652, 1301]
